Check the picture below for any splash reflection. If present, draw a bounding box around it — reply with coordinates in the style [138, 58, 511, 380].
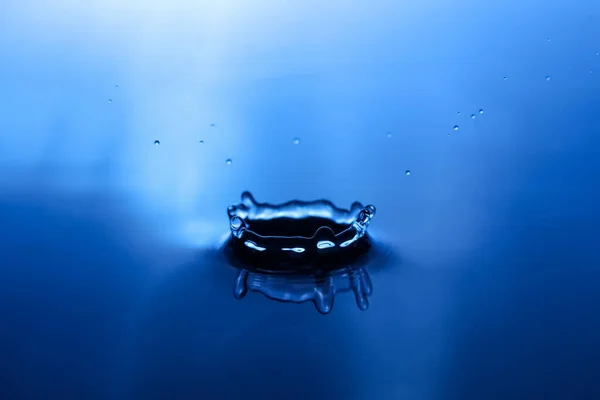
[233, 265, 372, 314]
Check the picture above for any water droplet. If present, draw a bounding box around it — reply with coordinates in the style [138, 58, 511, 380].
[405, 170, 411, 176]
[231, 216, 243, 230]
[479, 109, 484, 114]
[199, 140, 204, 144]
[545, 75, 551, 81]
[226, 159, 232, 165]
[453, 125, 459, 131]
[108, 99, 112, 103]
[470, 114, 476, 119]
[386, 132, 392, 138]
[154, 140, 160, 146]
[210, 123, 216, 127]
[293, 138, 300, 145]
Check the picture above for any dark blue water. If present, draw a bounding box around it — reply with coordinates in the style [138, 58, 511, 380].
[1, 1, 600, 399]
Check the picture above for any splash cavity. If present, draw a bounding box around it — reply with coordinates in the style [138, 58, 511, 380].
[227, 191, 376, 263]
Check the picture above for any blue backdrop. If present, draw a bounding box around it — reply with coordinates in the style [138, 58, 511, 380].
[1, 1, 599, 399]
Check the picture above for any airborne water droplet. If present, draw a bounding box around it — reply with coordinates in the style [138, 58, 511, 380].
[453, 125, 459, 131]
[405, 170, 411, 176]
[154, 140, 160, 146]
[293, 138, 300, 145]
[226, 159, 232, 165]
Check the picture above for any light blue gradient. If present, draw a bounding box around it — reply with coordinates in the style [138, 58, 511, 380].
[1, 0, 600, 398]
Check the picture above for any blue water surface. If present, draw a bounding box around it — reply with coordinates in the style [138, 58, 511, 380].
[1, 1, 600, 399]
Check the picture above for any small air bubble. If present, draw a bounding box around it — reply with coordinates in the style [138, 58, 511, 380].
[108, 99, 112, 103]
[210, 123, 216, 127]
[293, 138, 300, 144]
[453, 125, 459, 131]
[199, 140, 204, 144]
[596, 52, 599, 56]
[226, 159, 232, 165]
[471, 114, 476, 119]
[546, 75, 551, 81]
[457, 112, 461, 115]
[386, 132, 392, 138]
[154, 140, 160, 146]
[405, 170, 411, 176]
[115, 85, 119, 88]
[479, 109, 484, 114]
[547, 37, 552, 42]
[503, 76, 507, 80]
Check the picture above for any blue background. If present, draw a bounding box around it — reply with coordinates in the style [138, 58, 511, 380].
[1, 1, 600, 399]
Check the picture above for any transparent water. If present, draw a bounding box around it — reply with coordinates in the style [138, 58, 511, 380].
[1, 1, 600, 399]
